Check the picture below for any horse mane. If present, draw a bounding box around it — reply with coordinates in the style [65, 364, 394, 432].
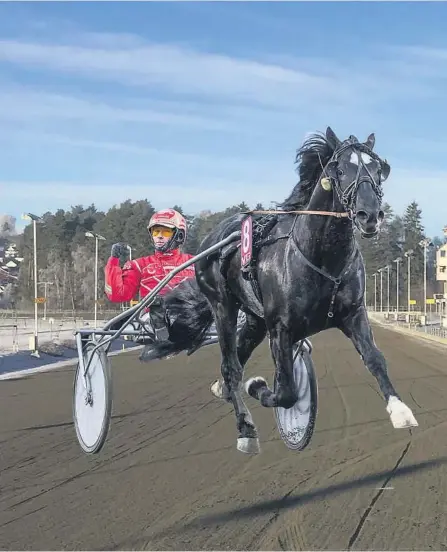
[278, 131, 336, 211]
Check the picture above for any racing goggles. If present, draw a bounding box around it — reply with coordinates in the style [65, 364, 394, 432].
[150, 225, 175, 238]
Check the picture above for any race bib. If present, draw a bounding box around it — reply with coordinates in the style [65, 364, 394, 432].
[241, 216, 253, 268]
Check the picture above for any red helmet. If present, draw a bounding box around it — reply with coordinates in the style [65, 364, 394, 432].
[147, 208, 187, 252]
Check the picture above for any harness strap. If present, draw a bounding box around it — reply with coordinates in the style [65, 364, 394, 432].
[293, 244, 353, 284]
[243, 209, 350, 218]
[292, 240, 358, 319]
[241, 234, 290, 303]
[236, 207, 359, 318]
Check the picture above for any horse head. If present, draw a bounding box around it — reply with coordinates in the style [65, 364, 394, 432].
[324, 127, 390, 238]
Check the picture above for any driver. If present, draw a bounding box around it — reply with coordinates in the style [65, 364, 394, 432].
[104, 208, 195, 341]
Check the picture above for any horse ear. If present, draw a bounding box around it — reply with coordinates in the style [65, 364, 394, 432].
[381, 159, 391, 181]
[364, 133, 375, 150]
[326, 127, 341, 149]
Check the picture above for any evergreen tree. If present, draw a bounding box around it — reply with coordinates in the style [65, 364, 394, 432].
[6, 195, 441, 314]
[402, 201, 426, 307]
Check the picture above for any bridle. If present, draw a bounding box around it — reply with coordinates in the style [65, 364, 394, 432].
[323, 139, 386, 236]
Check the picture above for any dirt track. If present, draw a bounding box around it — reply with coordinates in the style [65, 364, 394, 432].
[2, 324, 447, 551]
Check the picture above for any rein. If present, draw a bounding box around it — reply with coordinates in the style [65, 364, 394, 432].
[242, 209, 350, 218]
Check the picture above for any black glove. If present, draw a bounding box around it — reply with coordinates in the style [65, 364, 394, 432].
[111, 243, 130, 265]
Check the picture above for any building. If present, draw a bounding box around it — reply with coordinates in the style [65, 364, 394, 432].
[436, 225, 447, 287]
[0, 242, 22, 295]
[436, 243, 447, 288]
[435, 227, 447, 325]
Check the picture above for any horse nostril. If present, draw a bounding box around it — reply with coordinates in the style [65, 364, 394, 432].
[378, 210, 385, 222]
[356, 210, 369, 221]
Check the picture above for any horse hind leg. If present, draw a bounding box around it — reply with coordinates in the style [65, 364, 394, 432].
[245, 324, 298, 409]
[211, 301, 261, 454]
[210, 312, 266, 402]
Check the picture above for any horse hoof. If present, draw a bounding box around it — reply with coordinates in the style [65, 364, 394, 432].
[386, 396, 418, 429]
[244, 376, 267, 399]
[210, 379, 227, 400]
[237, 437, 261, 455]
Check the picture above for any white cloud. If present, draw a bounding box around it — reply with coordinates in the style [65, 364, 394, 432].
[6, 32, 429, 113]
[0, 86, 236, 132]
[1, 23, 446, 239]
[377, 44, 447, 84]
[1, 29, 444, 144]
[0, 82, 360, 150]
[0, 37, 339, 108]
[390, 44, 447, 63]
[2, 128, 221, 164]
[1, 126, 296, 180]
[0, 30, 443, 138]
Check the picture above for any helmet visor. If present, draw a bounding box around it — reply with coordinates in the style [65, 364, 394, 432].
[150, 225, 175, 238]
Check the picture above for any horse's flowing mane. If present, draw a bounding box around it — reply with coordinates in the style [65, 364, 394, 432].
[279, 132, 335, 211]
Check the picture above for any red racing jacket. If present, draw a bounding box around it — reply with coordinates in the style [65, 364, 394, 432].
[104, 248, 196, 303]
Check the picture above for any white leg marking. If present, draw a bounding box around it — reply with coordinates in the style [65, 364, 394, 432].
[237, 437, 261, 454]
[244, 376, 267, 396]
[210, 379, 226, 399]
[386, 395, 418, 429]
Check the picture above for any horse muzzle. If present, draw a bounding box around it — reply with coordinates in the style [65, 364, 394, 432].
[354, 208, 384, 238]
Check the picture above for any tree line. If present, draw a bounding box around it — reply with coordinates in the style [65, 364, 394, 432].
[2, 198, 445, 312]
[359, 201, 443, 309]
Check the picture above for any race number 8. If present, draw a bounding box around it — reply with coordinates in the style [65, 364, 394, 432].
[242, 221, 251, 253]
[241, 216, 253, 267]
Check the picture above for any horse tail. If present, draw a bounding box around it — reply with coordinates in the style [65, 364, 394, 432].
[139, 278, 214, 362]
[164, 278, 215, 346]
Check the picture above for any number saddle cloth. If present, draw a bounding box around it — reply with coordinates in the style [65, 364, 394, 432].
[218, 211, 281, 304]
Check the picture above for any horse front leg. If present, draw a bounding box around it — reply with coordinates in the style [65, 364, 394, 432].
[340, 305, 418, 429]
[245, 323, 298, 409]
[211, 301, 261, 454]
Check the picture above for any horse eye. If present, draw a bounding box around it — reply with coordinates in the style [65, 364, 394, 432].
[337, 168, 344, 176]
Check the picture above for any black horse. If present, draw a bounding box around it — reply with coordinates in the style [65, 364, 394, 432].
[143, 126, 418, 454]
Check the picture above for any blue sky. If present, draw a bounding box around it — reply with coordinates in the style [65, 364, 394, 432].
[1, 1, 447, 237]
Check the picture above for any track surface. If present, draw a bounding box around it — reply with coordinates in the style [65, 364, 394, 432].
[2, 325, 447, 551]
